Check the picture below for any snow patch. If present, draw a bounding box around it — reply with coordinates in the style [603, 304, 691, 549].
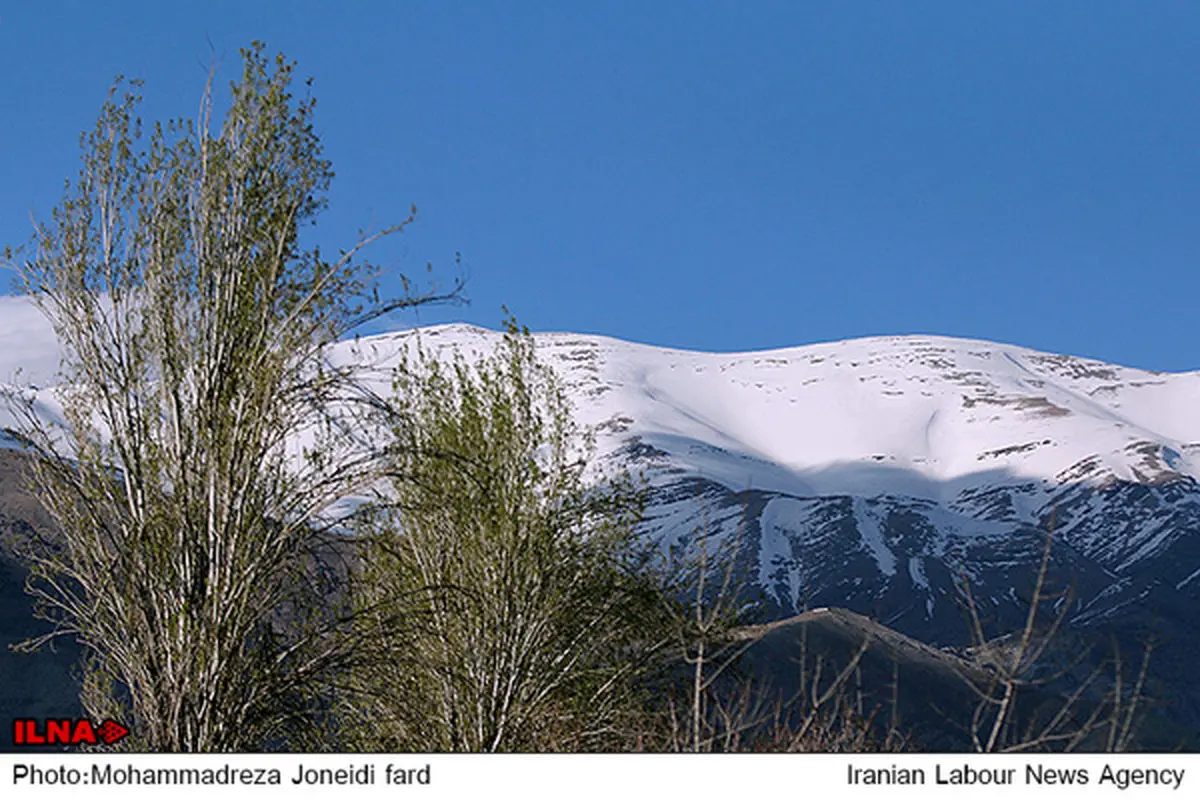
[853, 497, 897, 577]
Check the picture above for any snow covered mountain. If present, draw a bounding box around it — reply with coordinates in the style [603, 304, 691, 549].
[332, 322, 1200, 732]
[331, 324, 1198, 606]
[3, 296, 1200, 729]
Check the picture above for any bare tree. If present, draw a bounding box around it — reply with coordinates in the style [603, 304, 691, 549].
[955, 523, 1153, 753]
[1, 43, 462, 751]
[645, 491, 894, 754]
[656, 499, 760, 752]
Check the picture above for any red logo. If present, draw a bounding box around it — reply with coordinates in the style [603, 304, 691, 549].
[11, 718, 130, 746]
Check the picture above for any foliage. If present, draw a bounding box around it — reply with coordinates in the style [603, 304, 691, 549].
[1, 43, 460, 751]
[343, 320, 663, 752]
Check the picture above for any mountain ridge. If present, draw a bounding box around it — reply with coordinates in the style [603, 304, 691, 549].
[2, 298, 1199, 736]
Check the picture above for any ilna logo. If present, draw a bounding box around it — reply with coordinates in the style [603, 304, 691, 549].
[12, 718, 130, 746]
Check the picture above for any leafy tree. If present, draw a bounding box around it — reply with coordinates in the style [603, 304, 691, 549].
[1, 43, 461, 751]
[344, 320, 662, 751]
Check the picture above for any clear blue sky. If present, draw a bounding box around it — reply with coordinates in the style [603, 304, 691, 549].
[2, 2, 1197, 371]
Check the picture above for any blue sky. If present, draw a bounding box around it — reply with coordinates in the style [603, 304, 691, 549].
[1, 2, 1197, 371]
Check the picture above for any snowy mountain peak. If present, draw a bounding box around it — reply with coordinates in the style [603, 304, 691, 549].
[3, 298, 1200, 631]
[327, 325, 1200, 647]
